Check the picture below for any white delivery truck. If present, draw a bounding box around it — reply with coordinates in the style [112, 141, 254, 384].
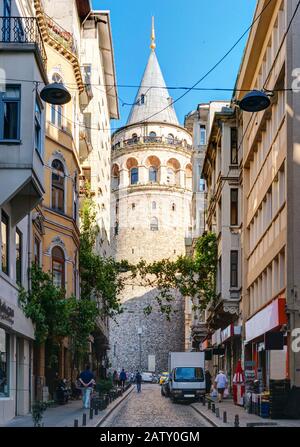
[167, 352, 205, 402]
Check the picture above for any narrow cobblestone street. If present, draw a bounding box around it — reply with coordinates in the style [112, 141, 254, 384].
[101, 384, 210, 427]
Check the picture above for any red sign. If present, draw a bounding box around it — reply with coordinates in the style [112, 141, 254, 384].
[245, 298, 287, 342]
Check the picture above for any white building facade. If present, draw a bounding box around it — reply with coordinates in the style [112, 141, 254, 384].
[0, 0, 47, 424]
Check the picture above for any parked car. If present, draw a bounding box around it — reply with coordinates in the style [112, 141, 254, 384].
[159, 372, 169, 385]
[141, 372, 154, 383]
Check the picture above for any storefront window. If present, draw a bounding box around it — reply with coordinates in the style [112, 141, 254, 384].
[0, 328, 9, 397]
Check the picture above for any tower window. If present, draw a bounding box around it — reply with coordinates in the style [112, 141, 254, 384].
[149, 166, 157, 182]
[152, 201, 156, 210]
[172, 203, 176, 212]
[150, 217, 158, 231]
[140, 94, 145, 104]
[130, 167, 139, 185]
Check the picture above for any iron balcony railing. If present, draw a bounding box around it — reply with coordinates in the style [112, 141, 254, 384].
[0, 16, 47, 65]
[112, 136, 193, 151]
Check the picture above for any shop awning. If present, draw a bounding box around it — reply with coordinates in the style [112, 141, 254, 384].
[245, 298, 287, 342]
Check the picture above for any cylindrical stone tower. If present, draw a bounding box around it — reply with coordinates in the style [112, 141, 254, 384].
[109, 22, 193, 373]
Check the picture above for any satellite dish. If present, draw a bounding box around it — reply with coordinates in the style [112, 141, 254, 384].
[239, 90, 271, 112]
[40, 82, 71, 105]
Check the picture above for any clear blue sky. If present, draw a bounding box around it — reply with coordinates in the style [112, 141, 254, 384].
[93, 0, 257, 129]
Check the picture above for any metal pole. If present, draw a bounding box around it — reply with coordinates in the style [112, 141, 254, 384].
[74, 419, 78, 427]
[82, 413, 87, 426]
[139, 333, 141, 370]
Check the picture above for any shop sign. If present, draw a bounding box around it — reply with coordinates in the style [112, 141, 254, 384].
[212, 328, 222, 346]
[221, 324, 233, 342]
[245, 298, 287, 342]
[0, 299, 14, 325]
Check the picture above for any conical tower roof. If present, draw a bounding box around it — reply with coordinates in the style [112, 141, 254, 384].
[126, 19, 179, 126]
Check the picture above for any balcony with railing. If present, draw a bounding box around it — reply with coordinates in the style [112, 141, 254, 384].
[44, 13, 78, 55]
[112, 136, 193, 151]
[0, 16, 47, 69]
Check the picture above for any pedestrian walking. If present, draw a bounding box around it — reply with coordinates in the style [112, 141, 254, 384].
[135, 370, 142, 393]
[112, 370, 118, 386]
[79, 364, 95, 409]
[205, 369, 212, 394]
[214, 370, 228, 403]
[119, 368, 127, 389]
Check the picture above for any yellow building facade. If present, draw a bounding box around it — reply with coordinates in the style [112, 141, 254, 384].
[32, 2, 83, 399]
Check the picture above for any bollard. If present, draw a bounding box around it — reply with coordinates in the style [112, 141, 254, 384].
[95, 408, 99, 416]
[234, 414, 240, 427]
[215, 407, 220, 418]
[211, 403, 215, 413]
[82, 413, 87, 426]
[223, 411, 227, 423]
[89, 408, 94, 420]
[208, 400, 211, 410]
[74, 419, 78, 427]
[202, 396, 206, 406]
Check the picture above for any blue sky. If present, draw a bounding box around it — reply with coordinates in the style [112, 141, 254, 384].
[93, 0, 257, 129]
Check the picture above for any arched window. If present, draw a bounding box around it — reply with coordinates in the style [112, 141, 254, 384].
[112, 164, 120, 189]
[149, 166, 157, 182]
[150, 217, 158, 231]
[132, 133, 138, 143]
[51, 74, 63, 128]
[130, 167, 139, 185]
[152, 201, 156, 210]
[52, 159, 65, 212]
[52, 246, 65, 288]
[149, 131, 156, 141]
[167, 133, 174, 144]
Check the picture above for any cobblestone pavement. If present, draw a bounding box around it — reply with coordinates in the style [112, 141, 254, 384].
[101, 384, 210, 427]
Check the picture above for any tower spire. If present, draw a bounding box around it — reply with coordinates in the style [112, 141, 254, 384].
[150, 16, 156, 51]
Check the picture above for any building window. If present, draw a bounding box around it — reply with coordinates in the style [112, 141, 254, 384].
[16, 228, 22, 285]
[149, 131, 156, 141]
[1, 211, 9, 276]
[167, 168, 175, 185]
[140, 94, 145, 104]
[231, 127, 238, 164]
[200, 125, 206, 145]
[152, 201, 156, 210]
[149, 166, 157, 182]
[35, 98, 42, 154]
[167, 133, 174, 144]
[130, 167, 138, 185]
[50, 74, 63, 128]
[52, 246, 65, 289]
[150, 217, 158, 231]
[0, 85, 20, 141]
[132, 133, 138, 143]
[0, 328, 9, 397]
[199, 178, 206, 192]
[230, 189, 238, 226]
[230, 250, 238, 287]
[51, 159, 65, 213]
[34, 237, 40, 266]
[172, 203, 176, 211]
[114, 221, 119, 236]
[132, 203, 136, 210]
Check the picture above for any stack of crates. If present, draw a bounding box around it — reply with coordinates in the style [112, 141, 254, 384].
[269, 379, 290, 419]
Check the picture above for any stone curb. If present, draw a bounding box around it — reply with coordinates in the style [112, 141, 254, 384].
[190, 404, 226, 428]
[87, 385, 134, 427]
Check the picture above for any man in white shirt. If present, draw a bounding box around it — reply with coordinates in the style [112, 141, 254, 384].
[214, 370, 228, 403]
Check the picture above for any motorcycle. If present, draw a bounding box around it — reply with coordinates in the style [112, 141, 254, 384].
[55, 378, 71, 404]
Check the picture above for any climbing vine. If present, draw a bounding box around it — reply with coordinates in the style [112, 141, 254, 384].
[130, 232, 218, 319]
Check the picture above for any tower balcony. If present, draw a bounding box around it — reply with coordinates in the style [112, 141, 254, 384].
[0, 16, 47, 76]
[112, 135, 193, 151]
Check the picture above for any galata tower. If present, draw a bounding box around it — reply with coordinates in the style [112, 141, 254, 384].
[109, 19, 193, 373]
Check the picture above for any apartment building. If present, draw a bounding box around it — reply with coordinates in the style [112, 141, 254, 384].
[0, 0, 47, 424]
[201, 104, 242, 384]
[234, 0, 300, 390]
[38, 0, 119, 381]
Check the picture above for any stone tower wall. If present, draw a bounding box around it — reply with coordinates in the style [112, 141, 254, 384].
[109, 122, 192, 373]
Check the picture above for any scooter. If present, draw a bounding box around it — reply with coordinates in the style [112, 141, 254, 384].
[55, 379, 70, 404]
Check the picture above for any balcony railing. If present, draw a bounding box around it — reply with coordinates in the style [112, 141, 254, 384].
[0, 16, 47, 65]
[112, 136, 192, 151]
[44, 13, 78, 55]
